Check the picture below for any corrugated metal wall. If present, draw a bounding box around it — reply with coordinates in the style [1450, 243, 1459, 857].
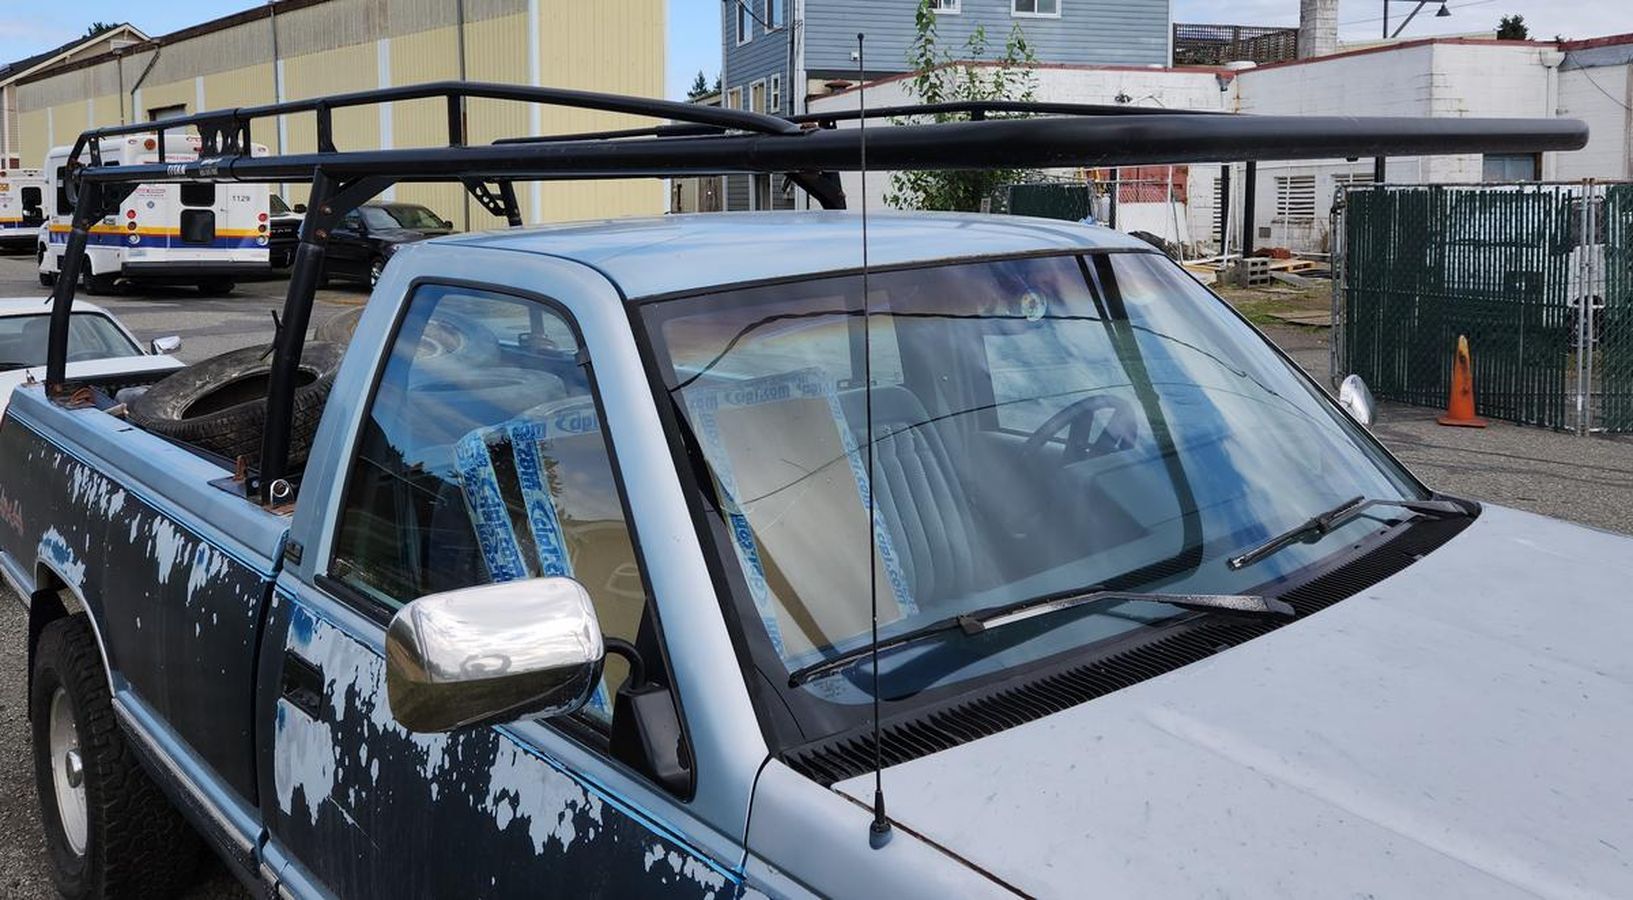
[14, 0, 663, 224]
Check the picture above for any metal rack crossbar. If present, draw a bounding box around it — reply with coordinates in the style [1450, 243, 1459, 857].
[41, 80, 1590, 503]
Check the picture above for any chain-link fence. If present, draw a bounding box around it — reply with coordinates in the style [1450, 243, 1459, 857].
[1335, 181, 1633, 434]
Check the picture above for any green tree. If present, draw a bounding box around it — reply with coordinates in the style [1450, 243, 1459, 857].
[1496, 15, 1529, 40]
[688, 70, 712, 101]
[84, 22, 118, 38]
[884, 0, 1038, 212]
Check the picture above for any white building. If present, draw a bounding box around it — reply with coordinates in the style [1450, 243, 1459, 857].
[807, 31, 1633, 255]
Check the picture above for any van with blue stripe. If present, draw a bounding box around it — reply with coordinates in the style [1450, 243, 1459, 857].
[37, 133, 270, 295]
[0, 167, 46, 251]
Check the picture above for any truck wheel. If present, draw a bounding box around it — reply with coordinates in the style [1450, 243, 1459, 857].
[39, 271, 55, 287]
[30, 616, 203, 898]
[197, 278, 236, 295]
[127, 341, 345, 467]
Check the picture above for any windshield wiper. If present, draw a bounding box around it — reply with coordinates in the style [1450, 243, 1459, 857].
[787, 588, 1293, 687]
[1227, 495, 1469, 572]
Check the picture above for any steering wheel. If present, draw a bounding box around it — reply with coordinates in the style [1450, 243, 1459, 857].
[1019, 394, 1139, 470]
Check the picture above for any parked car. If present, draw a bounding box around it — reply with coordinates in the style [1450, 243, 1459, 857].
[2, 85, 1602, 899]
[268, 193, 304, 268]
[0, 297, 180, 419]
[321, 201, 452, 287]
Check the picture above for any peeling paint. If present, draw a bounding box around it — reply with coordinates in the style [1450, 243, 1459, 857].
[39, 526, 86, 591]
[272, 602, 738, 896]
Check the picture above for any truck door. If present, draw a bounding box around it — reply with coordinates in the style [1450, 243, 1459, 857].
[255, 281, 742, 898]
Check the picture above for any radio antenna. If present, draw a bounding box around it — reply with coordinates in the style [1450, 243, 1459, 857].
[856, 32, 891, 849]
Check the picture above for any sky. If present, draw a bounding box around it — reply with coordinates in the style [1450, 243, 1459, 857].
[0, 1, 1625, 103]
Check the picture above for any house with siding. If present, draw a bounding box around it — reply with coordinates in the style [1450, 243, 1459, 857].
[719, 0, 1171, 210]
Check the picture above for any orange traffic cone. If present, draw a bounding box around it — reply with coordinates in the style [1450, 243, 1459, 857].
[1437, 335, 1487, 428]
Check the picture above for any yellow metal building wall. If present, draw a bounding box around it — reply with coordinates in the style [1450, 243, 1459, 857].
[15, 0, 665, 222]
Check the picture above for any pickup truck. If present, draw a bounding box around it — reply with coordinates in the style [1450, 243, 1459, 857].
[4, 83, 1620, 898]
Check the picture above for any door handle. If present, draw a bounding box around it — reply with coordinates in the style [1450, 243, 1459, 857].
[279, 652, 324, 719]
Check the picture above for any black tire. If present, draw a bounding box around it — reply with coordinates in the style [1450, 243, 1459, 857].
[128, 341, 345, 467]
[39, 271, 55, 287]
[197, 278, 236, 295]
[31, 616, 203, 898]
[79, 268, 116, 296]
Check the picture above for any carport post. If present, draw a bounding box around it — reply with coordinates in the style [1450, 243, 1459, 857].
[1242, 161, 1258, 257]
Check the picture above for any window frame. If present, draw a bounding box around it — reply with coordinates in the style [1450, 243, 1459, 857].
[1482, 152, 1541, 183]
[765, 0, 785, 30]
[322, 278, 665, 650]
[735, 0, 752, 45]
[929, 0, 962, 12]
[768, 73, 783, 116]
[749, 78, 767, 115]
[725, 86, 743, 112]
[1012, 0, 1061, 18]
[321, 277, 698, 764]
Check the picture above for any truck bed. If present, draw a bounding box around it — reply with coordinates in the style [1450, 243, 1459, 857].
[0, 381, 288, 804]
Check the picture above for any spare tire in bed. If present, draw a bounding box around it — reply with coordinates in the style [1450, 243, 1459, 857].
[128, 342, 344, 467]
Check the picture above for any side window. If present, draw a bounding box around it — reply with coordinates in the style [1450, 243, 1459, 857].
[55, 167, 70, 217]
[329, 284, 645, 727]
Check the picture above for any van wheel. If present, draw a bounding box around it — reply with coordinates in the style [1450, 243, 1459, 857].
[79, 269, 116, 296]
[127, 341, 345, 467]
[39, 271, 55, 287]
[197, 279, 235, 295]
[30, 616, 203, 898]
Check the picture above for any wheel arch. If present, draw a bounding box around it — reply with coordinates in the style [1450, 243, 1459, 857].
[26, 561, 114, 715]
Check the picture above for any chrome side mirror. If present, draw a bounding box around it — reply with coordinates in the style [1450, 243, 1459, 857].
[385, 577, 605, 733]
[1338, 374, 1376, 427]
[150, 335, 182, 355]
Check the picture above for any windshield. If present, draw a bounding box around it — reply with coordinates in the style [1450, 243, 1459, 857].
[0, 312, 140, 369]
[270, 193, 291, 215]
[641, 251, 1425, 736]
[362, 205, 445, 231]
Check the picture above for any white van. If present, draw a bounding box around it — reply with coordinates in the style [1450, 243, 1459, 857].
[0, 168, 46, 250]
[38, 133, 270, 294]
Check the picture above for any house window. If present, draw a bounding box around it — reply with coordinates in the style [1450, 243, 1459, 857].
[148, 103, 187, 121]
[1483, 153, 1539, 182]
[766, 0, 785, 29]
[1274, 175, 1317, 222]
[750, 80, 767, 115]
[929, 0, 961, 11]
[1012, 0, 1059, 17]
[726, 87, 743, 111]
[736, 1, 752, 44]
[769, 74, 783, 116]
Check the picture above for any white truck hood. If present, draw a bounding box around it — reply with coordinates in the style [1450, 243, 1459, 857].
[835, 505, 1633, 898]
[0, 355, 181, 417]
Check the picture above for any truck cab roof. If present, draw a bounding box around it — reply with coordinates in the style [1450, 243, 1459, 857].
[439, 211, 1152, 300]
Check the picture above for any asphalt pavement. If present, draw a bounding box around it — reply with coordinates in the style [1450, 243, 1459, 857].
[0, 252, 1627, 896]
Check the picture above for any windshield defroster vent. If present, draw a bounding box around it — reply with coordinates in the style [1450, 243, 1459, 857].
[784, 512, 1476, 787]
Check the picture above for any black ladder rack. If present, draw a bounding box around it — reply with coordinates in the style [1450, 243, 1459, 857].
[41, 79, 1589, 503]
